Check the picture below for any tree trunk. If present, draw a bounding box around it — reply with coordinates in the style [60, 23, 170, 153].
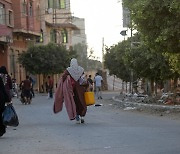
[154, 81, 158, 96]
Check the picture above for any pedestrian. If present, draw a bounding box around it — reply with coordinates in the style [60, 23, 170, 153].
[87, 75, 93, 91]
[54, 58, 88, 124]
[94, 72, 103, 99]
[47, 76, 54, 98]
[0, 66, 13, 102]
[21, 75, 32, 104]
[0, 67, 12, 137]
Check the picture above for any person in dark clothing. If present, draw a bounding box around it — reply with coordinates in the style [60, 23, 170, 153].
[47, 76, 54, 98]
[60, 58, 88, 123]
[0, 66, 13, 102]
[21, 76, 32, 104]
[0, 74, 10, 137]
[87, 75, 93, 91]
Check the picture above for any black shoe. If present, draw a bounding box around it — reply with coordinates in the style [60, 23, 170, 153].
[100, 96, 102, 99]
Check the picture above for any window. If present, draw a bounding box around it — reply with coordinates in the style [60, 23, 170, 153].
[61, 29, 68, 43]
[36, 29, 43, 43]
[29, 1, 33, 16]
[40, 29, 43, 42]
[0, 3, 5, 25]
[48, 0, 66, 9]
[22, 0, 27, 15]
[48, 0, 53, 8]
[50, 29, 56, 43]
[7, 10, 13, 26]
[57, 0, 66, 9]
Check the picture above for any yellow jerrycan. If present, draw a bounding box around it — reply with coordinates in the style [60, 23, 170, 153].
[84, 92, 95, 106]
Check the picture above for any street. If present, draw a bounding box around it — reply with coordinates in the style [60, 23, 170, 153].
[1, 92, 180, 154]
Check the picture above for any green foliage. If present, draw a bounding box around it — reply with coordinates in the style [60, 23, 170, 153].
[18, 43, 71, 75]
[104, 41, 131, 82]
[124, 45, 176, 81]
[104, 34, 179, 83]
[123, 0, 180, 53]
[164, 53, 180, 74]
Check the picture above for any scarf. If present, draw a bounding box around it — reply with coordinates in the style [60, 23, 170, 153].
[67, 58, 84, 81]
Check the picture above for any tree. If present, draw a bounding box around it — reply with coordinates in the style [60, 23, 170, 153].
[123, 0, 180, 54]
[122, 0, 180, 93]
[104, 34, 179, 94]
[18, 43, 71, 75]
[104, 42, 131, 82]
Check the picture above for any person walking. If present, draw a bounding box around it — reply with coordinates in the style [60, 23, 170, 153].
[47, 76, 54, 98]
[21, 75, 32, 104]
[87, 75, 93, 92]
[0, 66, 13, 102]
[94, 72, 103, 99]
[0, 67, 12, 137]
[0, 77, 9, 137]
[54, 58, 88, 124]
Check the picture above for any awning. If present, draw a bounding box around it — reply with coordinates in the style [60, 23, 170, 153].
[45, 21, 79, 30]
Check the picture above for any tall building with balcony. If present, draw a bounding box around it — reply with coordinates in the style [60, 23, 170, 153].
[10, 0, 41, 83]
[35, 0, 79, 91]
[0, 0, 13, 72]
[39, 0, 78, 48]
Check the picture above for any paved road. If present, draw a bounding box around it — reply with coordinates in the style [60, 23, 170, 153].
[1, 92, 180, 154]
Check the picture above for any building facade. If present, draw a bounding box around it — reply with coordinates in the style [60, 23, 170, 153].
[39, 0, 78, 48]
[11, 0, 41, 84]
[0, 0, 13, 72]
[37, 0, 79, 92]
[0, 0, 79, 91]
[72, 17, 86, 46]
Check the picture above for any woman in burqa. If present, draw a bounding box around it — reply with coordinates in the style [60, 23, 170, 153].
[0, 66, 13, 102]
[54, 58, 88, 124]
[0, 75, 9, 137]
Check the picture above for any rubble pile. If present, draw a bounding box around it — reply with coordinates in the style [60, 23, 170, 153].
[112, 93, 180, 114]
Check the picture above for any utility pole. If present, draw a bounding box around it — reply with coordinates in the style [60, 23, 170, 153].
[130, 8, 134, 94]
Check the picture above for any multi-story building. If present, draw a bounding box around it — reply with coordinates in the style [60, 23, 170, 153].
[0, 0, 13, 72]
[40, 0, 78, 48]
[0, 0, 78, 91]
[72, 17, 86, 46]
[11, 0, 41, 83]
[37, 0, 79, 91]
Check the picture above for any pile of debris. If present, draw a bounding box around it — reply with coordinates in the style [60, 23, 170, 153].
[113, 92, 180, 114]
[117, 92, 180, 105]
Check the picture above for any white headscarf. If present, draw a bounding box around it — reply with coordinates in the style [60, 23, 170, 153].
[67, 58, 84, 81]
